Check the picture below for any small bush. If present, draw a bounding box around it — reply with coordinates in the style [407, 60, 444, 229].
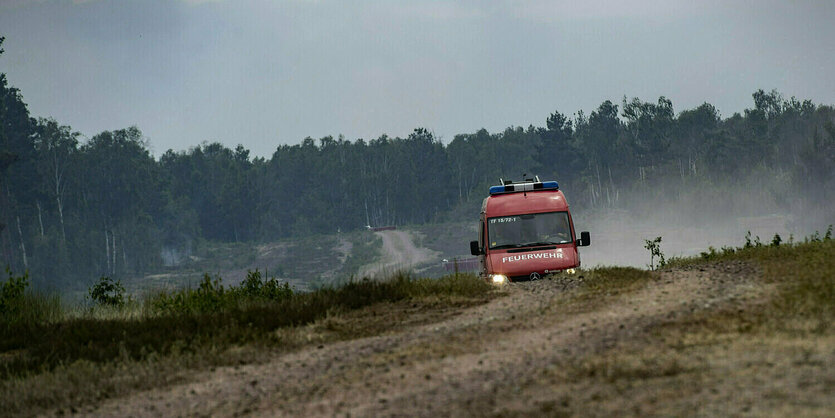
[644, 236, 666, 270]
[1, 266, 29, 317]
[149, 273, 228, 315]
[195, 274, 225, 311]
[88, 276, 126, 307]
[744, 231, 764, 248]
[721, 246, 736, 255]
[150, 271, 294, 316]
[700, 246, 718, 261]
[237, 269, 293, 301]
[1, 267, 61, 330]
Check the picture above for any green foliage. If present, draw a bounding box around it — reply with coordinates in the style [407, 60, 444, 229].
[744, 231, 764, 248]
[1, 267, 61, 328]
[770, 240, 835, 331]
[699, 246, 717, 261]
[0, 270, 492, 380]
[149, 271, 294, 315]
[88, 276, 126, 307]
[804, 226, 833, 243]
[237, 269, 293, 300]
[643, 236, 666, 270]
[1, 266, 29, 318]
[150, 274, 226, 315]
[695, 245, 739, 263]
[672, 233, 835, 334]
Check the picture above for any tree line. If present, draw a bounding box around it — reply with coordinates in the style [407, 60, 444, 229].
[1, 37, 833, 289]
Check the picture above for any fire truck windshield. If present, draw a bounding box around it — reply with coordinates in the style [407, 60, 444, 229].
[487, 211, 572, 249]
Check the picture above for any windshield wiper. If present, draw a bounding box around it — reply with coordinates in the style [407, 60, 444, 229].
[492, 242, 558, 250]
[519, 241, 559, 247]
[491, 244, 523, 250]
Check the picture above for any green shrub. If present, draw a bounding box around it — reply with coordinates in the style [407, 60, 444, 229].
[1, 267, 61, 330]
[1, 266, 28, 317]
[88, 276, 126, 307]
[744, 231, 764, 248]
[1, 270, 493, 380]
[237, 269, 293, 301]
[644, 236, 666, 270]
[149, 273, 227, 315]
[149, 271, 294, 316]
[0, 266, 29, 313]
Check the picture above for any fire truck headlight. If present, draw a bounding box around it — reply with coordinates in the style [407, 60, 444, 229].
[565, 268, 576, 274]
[491, 274, 508, 284]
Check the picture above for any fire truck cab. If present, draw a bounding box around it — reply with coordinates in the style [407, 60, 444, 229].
[469, 177, 590, 283]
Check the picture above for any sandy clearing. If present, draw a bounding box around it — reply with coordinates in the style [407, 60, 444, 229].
[79, 260, 797, 417]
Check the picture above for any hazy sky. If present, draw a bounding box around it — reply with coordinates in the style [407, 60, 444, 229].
[1, 0, 834, 157]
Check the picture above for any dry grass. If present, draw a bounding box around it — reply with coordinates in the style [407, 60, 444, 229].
[573, 267, 652, 298]
[0, 271, 495, 416]
[544, 266, 653, 315]
[517, 238, 835, 416]
[5, 237, 833, 416]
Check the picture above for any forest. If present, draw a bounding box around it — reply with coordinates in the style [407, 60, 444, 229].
[1, 37, 834, 290]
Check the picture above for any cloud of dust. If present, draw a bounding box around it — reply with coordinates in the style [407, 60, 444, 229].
[572, 173, 833, 268]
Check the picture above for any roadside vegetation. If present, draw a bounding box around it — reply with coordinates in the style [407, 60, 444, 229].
[528, 229, 835, 416]
[3, 229, 833, 415]
[570, 267, 653, 303]
[0, 269, 494, 415]
[662, 227, 835, 334]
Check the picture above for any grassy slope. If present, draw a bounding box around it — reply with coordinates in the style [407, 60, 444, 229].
[0, 272, 493, 416]
[513, 238, 835, 416]
[2, 237, 833, 415]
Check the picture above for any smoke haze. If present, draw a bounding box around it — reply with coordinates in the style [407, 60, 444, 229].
[576, 173, 825, 268]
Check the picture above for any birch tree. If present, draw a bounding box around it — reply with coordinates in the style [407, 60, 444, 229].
[33, 118, 78, 242]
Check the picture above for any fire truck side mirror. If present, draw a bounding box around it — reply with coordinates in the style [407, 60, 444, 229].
[470, 240, 482, 256]
[578, 231, 591, 247]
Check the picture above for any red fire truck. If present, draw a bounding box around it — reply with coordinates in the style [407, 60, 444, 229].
[469, 176, 590, 283]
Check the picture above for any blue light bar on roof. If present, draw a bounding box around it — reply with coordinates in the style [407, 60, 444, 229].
[489, 180, 559, 195]
[489, 185, 505, 194]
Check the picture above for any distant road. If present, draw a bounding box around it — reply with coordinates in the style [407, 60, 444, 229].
[358, 230, 438, 278]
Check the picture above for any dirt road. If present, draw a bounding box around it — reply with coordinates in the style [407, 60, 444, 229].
[358, 230, 439, 278]
[81, 258, 834, 417]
